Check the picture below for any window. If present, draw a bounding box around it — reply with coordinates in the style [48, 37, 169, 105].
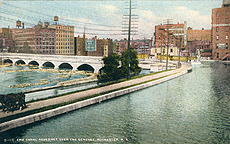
[226, 36, 228, 40]
[217, 36, 219, 40]
[217, 53, 219, 58]
[216, 27, 219, 32]
[217, 19, 219, 24]
[226, 18, 228, 24]
[217, 12, 219, 17]
[170, 49, 173, 52]
[226, 27, 228, 32]
[226, 11, 228, 16]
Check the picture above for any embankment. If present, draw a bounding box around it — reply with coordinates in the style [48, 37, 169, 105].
[0, 64, 192, 133]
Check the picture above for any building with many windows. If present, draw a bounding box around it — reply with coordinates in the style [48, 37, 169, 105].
[10, 19, 75, 55]
[118, 39, 152, 56]
[212, 0, 230, 60]
[35, 22, 56, 54]
[49, 23, 74, 55]
[85, 36, 113, 57]
[187, 27, 212, 57]
[154, 21, 187, 49]
[74, 35, 86, 56]
[11, 27, 36, 53]
[152, 21, 187, 58]
[0, 28, 13, 52]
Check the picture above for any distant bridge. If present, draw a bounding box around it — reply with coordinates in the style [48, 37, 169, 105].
[2, 53, 104, 73]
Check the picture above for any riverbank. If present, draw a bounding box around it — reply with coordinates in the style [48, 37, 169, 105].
[0, 63, 192, 133]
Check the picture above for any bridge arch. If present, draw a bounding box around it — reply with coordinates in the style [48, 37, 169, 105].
[77, 64, 95, 73]
[28, 61, 39, 66]
[59, 63, 73, 70]
[3, 59, 13, 64]
[42, 62, 55, 68]
[15, 60, 26, 65]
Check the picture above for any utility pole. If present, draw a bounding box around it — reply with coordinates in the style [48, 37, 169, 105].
[179, 38, 181, 67]
[127, 0, 131, 79]
[166, 20, 169, 70]
[160, 33, 162, 63]
[163, 19, 173, 70]
[122, 0, 138, 79]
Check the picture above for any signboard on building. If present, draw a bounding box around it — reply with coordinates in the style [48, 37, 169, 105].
[86, 39, 96, 51]
[217, 43, 228, 49]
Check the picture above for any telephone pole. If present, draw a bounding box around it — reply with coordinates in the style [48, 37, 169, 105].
[122, 0, 138, 79]
[163, 19, 173, 70]
[127, 0, 131, 79]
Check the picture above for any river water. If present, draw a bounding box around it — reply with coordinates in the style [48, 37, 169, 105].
[0, 65, 96, 101]
[1, 62, 230, 143]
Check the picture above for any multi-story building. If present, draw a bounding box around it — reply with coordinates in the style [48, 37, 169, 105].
[118, 39, 152, 56]
[187, 27, 212, 57]
[11, 18, 74, 55]
[0, 28, 13, 52]
[49, 23, 74, 55]
[86, 36, 113, 57]
[112, 40, 119, 54]
[212, 0, 230, 60]
[35, 22, 56, 54]
[74, 35, 86, 56]
[11, 27, 36, 53]
[155, 21, 187, 49]
[152, 21, 187, 58]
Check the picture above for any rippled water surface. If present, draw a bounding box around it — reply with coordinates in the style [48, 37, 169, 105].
[1, 62, 230, 143]
[0, 66, 87, 95]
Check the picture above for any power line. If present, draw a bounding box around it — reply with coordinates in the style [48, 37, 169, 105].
[2, 2, 121, 28]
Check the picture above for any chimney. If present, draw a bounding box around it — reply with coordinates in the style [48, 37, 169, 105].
[202, 28, 204, 30]
[22, 23, 24, 29]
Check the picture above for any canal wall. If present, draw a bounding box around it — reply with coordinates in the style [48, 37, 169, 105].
[0, 66, 191, 133]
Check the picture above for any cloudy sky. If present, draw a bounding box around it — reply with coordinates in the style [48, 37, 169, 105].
[0, 0, 222, 40]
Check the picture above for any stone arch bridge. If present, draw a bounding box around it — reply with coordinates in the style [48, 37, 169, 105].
[2, 53, 104, 73]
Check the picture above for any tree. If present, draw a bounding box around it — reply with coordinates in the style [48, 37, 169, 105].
[120, 48, 142, 77]
[98, 48, 142, 83]
[98, 53, 120, 83]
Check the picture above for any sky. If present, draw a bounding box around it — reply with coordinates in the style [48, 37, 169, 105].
[0, 0, 223, 40]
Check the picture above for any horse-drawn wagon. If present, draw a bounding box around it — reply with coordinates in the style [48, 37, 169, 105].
[0, 92, 26, 112]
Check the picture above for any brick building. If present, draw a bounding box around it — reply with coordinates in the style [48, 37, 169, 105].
[118, 39, 152, 56]
[35, 22, 56, 54]
[0, 28, 13, 52]
[86, 36, 113, 57]
[11, 28, 36, 53]
[74, 35, 86, 56]
[10, 19, 74, 55]
[212, 0, 230, 60]
[153, 21, 187, 58]
[187, 27, 212, 57]
[155, 21, 187, 49]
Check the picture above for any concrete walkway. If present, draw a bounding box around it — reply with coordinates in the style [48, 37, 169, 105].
[0, 64, 190, 119]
